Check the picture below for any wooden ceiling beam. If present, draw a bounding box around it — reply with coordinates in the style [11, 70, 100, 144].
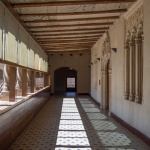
[45, 49, 90, 52]
[25, 16, 119, 23]
[20, 9, 127, 17]
[37, 36, 101, 40]
[36, 35, 102, 40]
[41, 41, 94, 44]
[40, 40, 96, 43]
[39, 40, 97, 43]
[13, 0, 137, 8]
[43, 46, 93, 49]
[44, 48, 91, 52]
[41, 42, 95, 45]
[41, 43, 95, 46]
[35, 31, 104, 37]
[43, 46, 92, 49]
[31, 27, 109, 33]
[39, 40, 97, 44]
[29, 22, 113, 29]
[46, 49, 90, 54]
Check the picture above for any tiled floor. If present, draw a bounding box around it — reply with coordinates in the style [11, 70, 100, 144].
[8, 95, 150, 150]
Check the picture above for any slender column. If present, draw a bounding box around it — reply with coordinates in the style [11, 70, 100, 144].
[124, 32, 130, 100]
[135, 24, 143, 103]
[48, 74, 51, 87]
[16, 67, 22, 96]
[44, 74, 47, 87]
[35, 72, 39, 90]
[30, 71, 35, 93]
[129, 29, 136, 101]
[101, 70, 106, 109]
[108, 69, 112, 116]
[27, 70, 31, 93]
[9, 66, 16, 102]
[22, 69, 27, 96]
[1, 65, 10, 100]
[41, 73, 44, 88]
[141, 34, 144, 101]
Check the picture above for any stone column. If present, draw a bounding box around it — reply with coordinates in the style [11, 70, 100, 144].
[16, 67, 22, 96]
[35, 72, 39, 90]
[108, 69, 112, 116]
[48, 74, 51, 87]
[30, 71, 35, 93]
[27, 70, 31, 93]
[124, 32, 130, 100]
[135, 24, 143, 103]
[129, 29, 136, 101]
[22, 69, 27, 96]
[9, 66, 16, 102]
[44, 74, 47, 87]
[101, 70, 106, 109]
[1, 65, 10, 100]
[41, 73, 44, 89]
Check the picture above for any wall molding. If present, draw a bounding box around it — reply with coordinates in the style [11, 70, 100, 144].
[111, 113, 150, 146]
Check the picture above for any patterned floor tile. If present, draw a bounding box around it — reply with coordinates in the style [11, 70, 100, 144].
[97, 132, 131, 146]
[55, 148, 91, 150]
[61, 115, 81, 119]
[80, 101, 92, 104]
[57, 131, 87, 138]
[8, 95, 150, 150]
[91, 120, 117, 130]
[83, 108, 100, 112]
[60, 120, 83, 125]
[87, 113, 107, 120]
[62, 109, 79, 113]
[61, 113, 80, 116]
[105, 148, 135, 150]
[56, 138, 90, 146]
[81, 104, 95, 108]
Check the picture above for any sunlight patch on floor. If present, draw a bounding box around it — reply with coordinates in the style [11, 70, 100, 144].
[55, 98, 91, 149]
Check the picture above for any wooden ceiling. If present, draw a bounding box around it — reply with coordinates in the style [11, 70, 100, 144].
[2, 0, 137, 54]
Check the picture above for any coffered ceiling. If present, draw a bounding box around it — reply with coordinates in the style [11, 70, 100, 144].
[2, 0, 137, 54]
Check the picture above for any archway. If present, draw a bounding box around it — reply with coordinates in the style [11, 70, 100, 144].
[54, 67, 77, 94]
[101, 32, 112, 113]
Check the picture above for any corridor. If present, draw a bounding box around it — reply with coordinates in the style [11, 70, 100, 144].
[8, 95, 149, 150]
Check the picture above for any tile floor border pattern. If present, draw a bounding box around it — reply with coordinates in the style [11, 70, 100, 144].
[8, 95, 150, 150]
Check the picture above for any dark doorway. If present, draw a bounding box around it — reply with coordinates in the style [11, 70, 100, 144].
[54, 67, 77, 94]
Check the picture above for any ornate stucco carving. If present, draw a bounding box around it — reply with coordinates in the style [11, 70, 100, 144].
[101, 34, 111, 63]
[126, 5, 143, 33]
[124, 3, 143, 103]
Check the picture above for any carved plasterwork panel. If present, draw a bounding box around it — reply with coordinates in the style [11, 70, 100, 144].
[126, 5, 143, 33]
[101, 32, 111, 64]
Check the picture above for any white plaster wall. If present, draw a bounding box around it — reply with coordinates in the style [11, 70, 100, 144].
[49, 53, 91, 94]
[90, 0, 150, 138]
[90, 40, 103, 103]
[142, 0, 150, 138]
[90, 57, 101, 103]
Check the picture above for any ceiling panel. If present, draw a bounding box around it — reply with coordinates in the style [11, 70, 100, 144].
[2, 0, 136, 54]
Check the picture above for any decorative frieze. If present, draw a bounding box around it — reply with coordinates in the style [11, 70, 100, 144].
[126, 5, 143, 33]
